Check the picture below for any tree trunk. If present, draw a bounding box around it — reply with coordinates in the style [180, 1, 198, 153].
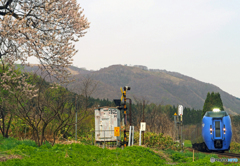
[5, 113, 13, 138]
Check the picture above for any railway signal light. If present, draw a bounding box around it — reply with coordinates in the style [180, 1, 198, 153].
[113, 99, 121, 107]
[124, 86, 131, 91]
[113, 99, 124, 110]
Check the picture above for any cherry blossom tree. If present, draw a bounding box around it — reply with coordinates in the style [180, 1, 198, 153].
[0, 0, 89, 143]
[0, 63, 38, 138]
[0, 0, 90, 82]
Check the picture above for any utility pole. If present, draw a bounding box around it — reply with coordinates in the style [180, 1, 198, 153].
[127, 98, 133, 146]
[75, 95, 78, 141]
[181, 114, 183, 152]
[126, 98, 132, 126]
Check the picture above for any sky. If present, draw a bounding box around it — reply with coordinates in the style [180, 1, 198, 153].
[29, 0, 240, 98]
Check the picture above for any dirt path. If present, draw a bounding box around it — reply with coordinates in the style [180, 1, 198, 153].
[0, 154, 22, 162]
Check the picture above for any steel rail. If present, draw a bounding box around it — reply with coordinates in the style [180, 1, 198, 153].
[187, 147, 240, 158]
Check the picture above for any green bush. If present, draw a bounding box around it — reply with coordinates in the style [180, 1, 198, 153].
[230, 142, 240, 153]
[184, 140, 192, 148]
[141, 132, 181, 151]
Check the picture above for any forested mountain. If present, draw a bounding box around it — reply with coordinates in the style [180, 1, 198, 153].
[21, 64, 240, 115]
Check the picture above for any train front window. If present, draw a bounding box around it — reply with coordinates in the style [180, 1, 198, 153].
[205, 111, 228, 117]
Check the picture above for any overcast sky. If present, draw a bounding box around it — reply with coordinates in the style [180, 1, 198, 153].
[28, 0, 240, 98]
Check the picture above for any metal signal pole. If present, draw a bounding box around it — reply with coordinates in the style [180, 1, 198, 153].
[123, 88, 127, 147]
[173, 113, 177, 141]
[123, 86, 130, 147]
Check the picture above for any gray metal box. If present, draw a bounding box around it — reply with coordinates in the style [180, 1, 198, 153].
[95, 107, 120, 142]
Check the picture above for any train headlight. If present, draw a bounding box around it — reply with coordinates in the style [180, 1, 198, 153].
[210, 125, 212, 134]
[223, 125, 226, 134]
[213, 108, 221, 112]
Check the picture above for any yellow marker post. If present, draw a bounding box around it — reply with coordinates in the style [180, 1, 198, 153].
[193, 149, 194, 162]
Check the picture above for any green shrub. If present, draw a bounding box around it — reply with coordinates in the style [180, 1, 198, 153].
[184, 140, 192, 148]
[230, 142, 240, 153]
[138, 132, 181, 151]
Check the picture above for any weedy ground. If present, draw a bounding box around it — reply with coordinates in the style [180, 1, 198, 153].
[0, 137, 239, 165]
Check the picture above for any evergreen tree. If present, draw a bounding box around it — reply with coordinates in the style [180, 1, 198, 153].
[214, 93, 224, 110]
[202, 92, 224, 118]
[202, 92, 211, 117]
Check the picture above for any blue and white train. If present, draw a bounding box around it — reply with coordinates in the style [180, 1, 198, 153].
[191, 108, 232, 152]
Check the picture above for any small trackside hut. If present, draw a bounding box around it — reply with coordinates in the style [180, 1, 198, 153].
[95, 107, 121, 146]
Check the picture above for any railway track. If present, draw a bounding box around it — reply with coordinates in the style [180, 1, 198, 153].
[216, 151, 240, 158]
[187, 148, 240, 159]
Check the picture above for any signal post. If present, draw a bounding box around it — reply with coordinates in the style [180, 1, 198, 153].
[123, 88, 127, 147]
[120, 86, 130, 147]
[178, 105, 183, 152]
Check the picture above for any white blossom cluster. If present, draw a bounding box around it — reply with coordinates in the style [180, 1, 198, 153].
[0, 0, 90, 83]
[0, 66, 39, 100]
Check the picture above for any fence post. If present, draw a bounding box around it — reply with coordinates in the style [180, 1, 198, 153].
[193, 149, 194, 162]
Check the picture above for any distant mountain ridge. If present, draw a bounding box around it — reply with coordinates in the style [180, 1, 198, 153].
[21, 64, 240, 115]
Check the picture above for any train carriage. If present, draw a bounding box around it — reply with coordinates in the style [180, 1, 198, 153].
[191, 109, 232, 152]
